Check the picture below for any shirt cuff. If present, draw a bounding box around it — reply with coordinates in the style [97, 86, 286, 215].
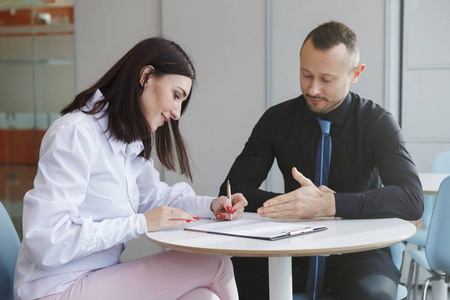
[198, 196, 216, 219]
[137, 213, 149, 234]
[184, 195, 216, 219]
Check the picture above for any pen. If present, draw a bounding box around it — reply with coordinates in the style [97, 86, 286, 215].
[227, 180, 233, 221]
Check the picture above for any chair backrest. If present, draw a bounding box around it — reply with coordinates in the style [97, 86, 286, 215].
[425, 176, 450, 274]
[430, 151, 450, 173]
[421, 151, 450, 227]
[0, 202, 21, 300]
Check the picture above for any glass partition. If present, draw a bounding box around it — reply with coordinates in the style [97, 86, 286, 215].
[0, 0, 74, 239]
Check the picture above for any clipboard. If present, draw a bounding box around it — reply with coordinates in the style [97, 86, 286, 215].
[184, 219, 327, 241]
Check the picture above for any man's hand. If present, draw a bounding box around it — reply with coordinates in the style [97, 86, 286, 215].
[257, 167, 336, 219]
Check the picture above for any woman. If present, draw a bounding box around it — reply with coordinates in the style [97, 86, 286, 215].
[14, 37, 247, 300]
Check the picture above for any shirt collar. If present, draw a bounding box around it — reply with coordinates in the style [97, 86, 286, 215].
[88, 89, 144, 156]
[303, 92, 352, 126]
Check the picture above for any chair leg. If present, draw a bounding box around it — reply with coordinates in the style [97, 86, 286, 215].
[413, 246, 423, 300]
[421, 278, 431, 300]
[421, 275, 442, 300]
[413, 261, 420, 300]
[406, 258, 416, 300]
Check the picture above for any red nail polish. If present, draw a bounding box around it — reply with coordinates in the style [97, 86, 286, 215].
[193, 216, 200, 220]
[226, 206, 233, 213]
[232, 208, 237, 214]
[216, 214, 226, 219]
[186, 220, 191, 223]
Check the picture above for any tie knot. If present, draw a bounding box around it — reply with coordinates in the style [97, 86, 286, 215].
[317, 118, 331, 134]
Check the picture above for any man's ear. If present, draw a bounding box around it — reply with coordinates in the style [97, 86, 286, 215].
[350, 63, 365, 84]
[140, 65, 155, 87]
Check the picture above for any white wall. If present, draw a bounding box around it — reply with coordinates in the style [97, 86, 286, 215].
[74, 0, 161, 92]
[74, 0, 387, 259]
[162, 0, 267, 195]
[400, 0, 450, 172]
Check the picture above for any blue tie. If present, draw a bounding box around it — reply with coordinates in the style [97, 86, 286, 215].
[314, 119, 331, 186]
[306, 118, 331, 299]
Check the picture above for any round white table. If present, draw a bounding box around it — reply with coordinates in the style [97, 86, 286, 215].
[146, 213, 416, 300]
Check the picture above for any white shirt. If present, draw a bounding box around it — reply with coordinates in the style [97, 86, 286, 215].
[14, 90, 215, 300]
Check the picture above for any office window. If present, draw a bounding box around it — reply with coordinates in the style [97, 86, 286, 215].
[0, 0, 75, 239]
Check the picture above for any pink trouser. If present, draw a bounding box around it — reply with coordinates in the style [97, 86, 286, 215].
[38, 250, 238, 300]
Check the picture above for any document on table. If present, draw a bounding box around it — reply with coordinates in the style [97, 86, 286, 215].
[184, 219, 327, 241]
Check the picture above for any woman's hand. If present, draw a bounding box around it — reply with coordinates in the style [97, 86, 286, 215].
[144, 205, 198, 232]
[211, 193, 248, 221]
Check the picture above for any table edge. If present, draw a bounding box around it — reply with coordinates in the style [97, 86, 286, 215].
[146, 224, 416, 257]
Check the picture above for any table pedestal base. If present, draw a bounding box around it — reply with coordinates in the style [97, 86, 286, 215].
[269, 257, 292, 300]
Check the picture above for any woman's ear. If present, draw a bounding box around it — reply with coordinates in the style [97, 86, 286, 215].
[140, 65, 155, 87]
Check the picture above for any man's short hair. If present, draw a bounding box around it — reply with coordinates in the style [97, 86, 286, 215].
[301, 21, 360, 71]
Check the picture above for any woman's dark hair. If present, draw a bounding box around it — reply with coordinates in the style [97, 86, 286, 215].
[61, 37, 195, 180]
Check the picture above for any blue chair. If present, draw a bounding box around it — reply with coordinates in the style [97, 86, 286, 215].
[0, 202, 21, 300]
[406, 176, 450, 300]
[293, 243, 408, 300]
[410, 151, 450, 244]
[406, 150, 450, 299]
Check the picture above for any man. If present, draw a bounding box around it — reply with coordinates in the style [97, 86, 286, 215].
[219, 21, 423, 300]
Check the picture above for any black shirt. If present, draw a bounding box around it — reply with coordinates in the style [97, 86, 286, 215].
[220, 92, 423, 220]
